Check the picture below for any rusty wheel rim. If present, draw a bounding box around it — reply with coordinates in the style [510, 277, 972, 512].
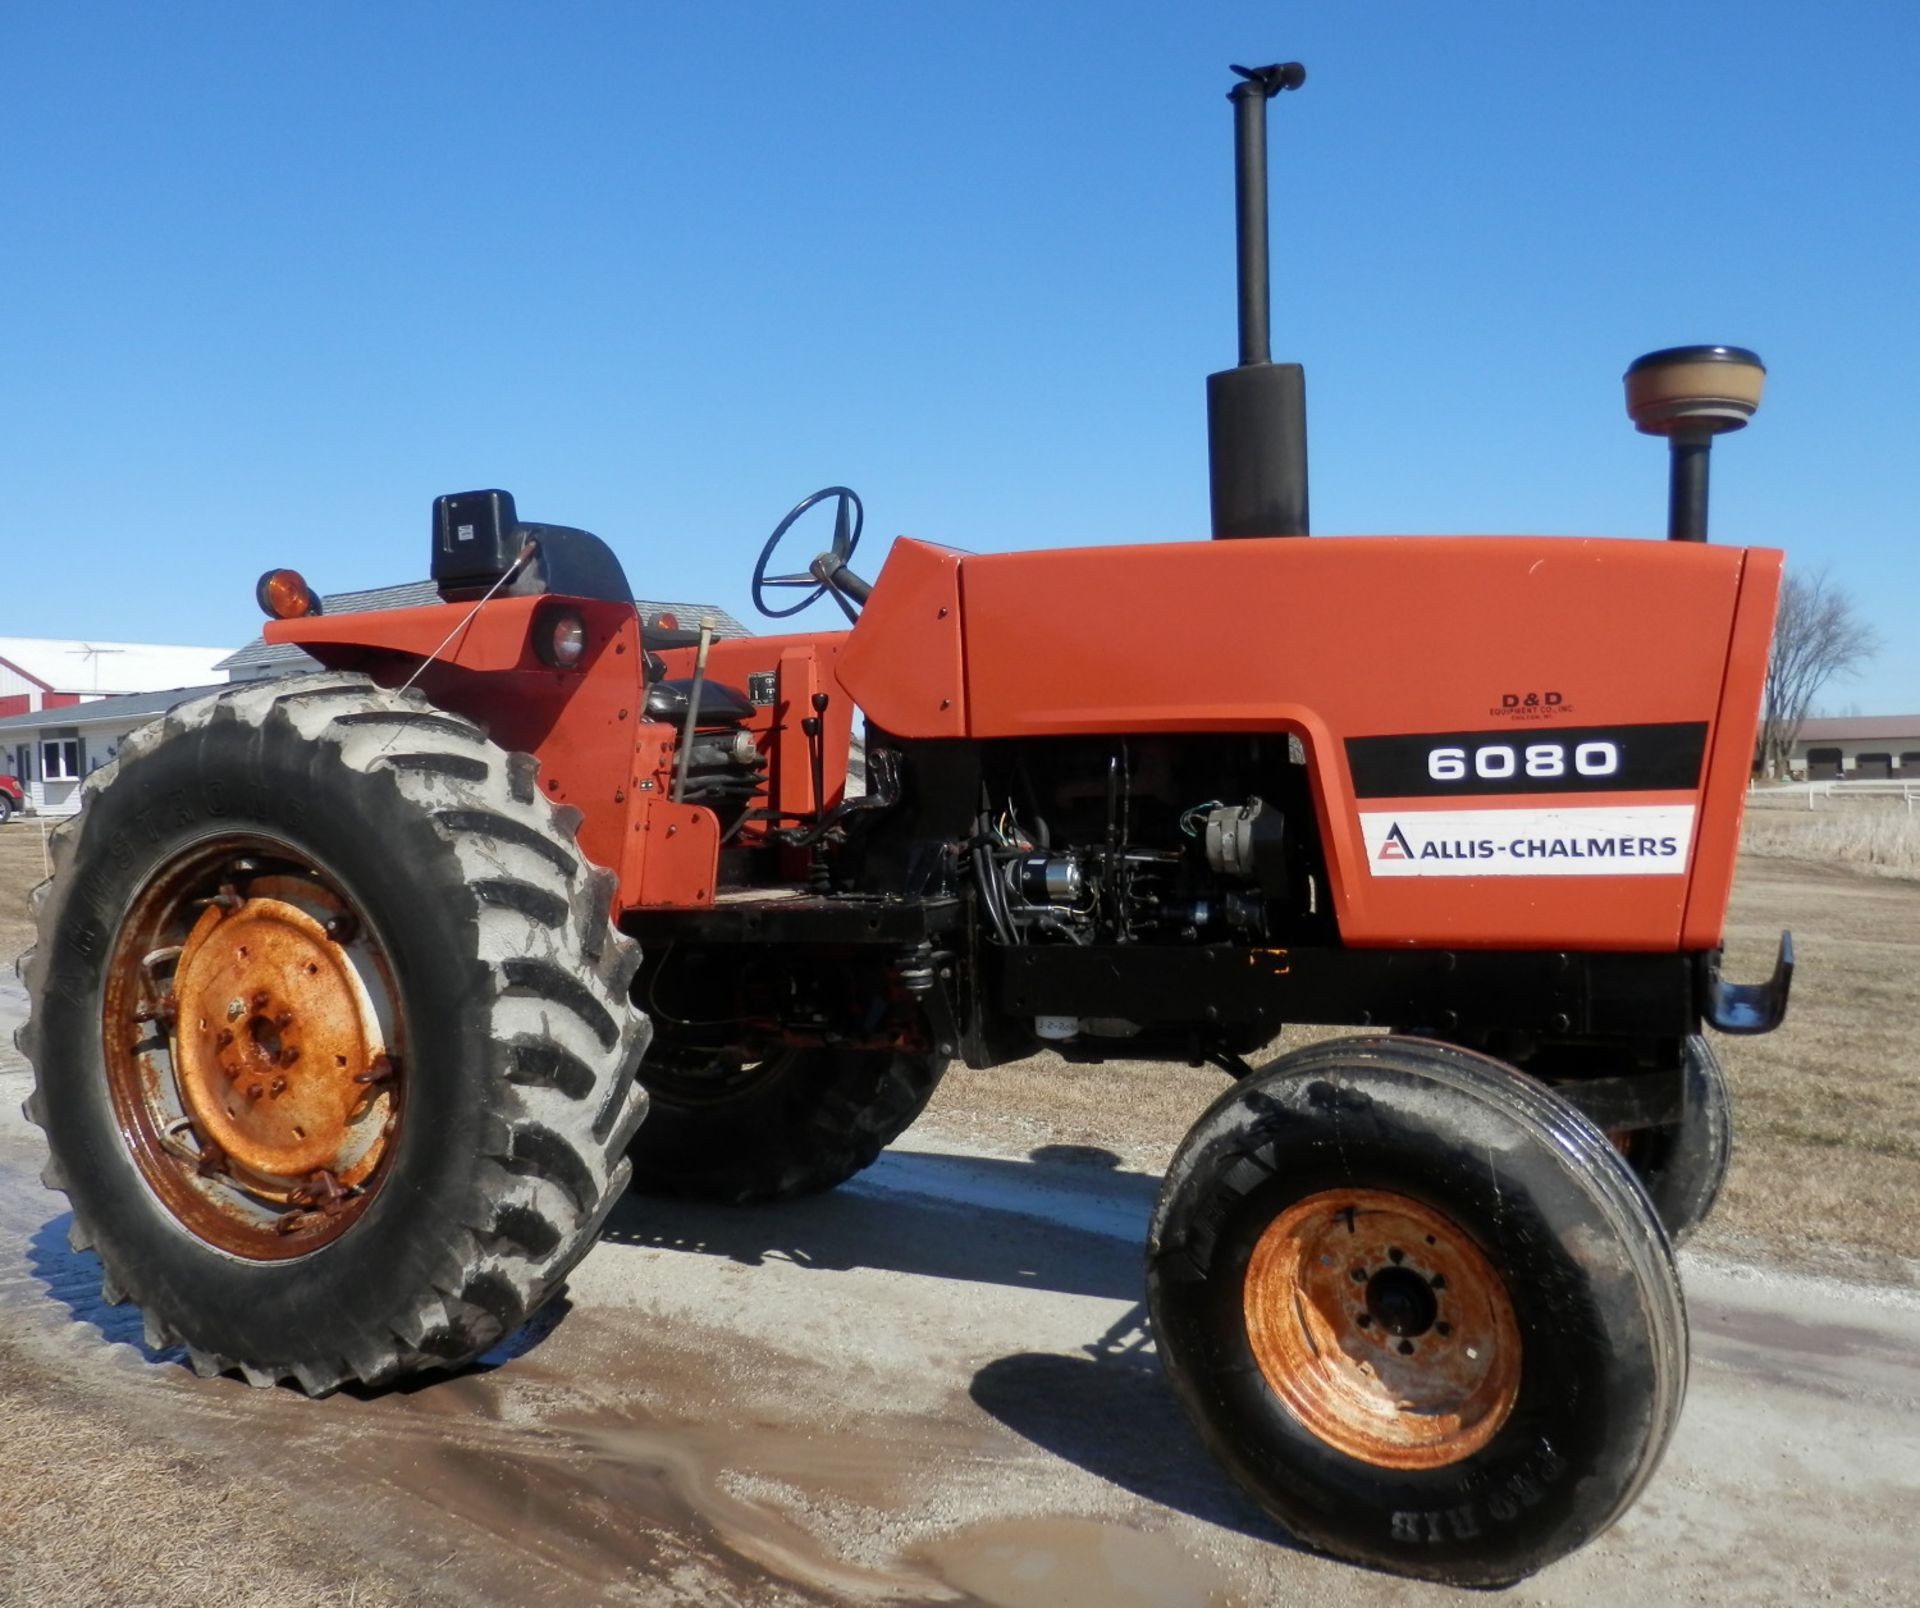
[101, 836, 405, 1260]
[1242, 1188, 1522, 1470]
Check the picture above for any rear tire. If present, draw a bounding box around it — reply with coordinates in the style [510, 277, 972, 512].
[17, 673, 649, 1393]
[1147, 1035, 1687, 1587]
[630, 1039, 946, 1203]
[1628, 1035, 1732, 1247]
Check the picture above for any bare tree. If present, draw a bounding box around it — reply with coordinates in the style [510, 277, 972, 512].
[1758, 570, 1881, 778]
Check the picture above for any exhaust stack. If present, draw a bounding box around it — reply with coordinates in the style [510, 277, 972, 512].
[1208, 61, 1309, 540]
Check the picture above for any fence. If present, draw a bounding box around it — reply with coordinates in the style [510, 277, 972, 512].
[1748, 779, 1920, 814]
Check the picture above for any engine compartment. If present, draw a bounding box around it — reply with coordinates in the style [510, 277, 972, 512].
[842, 732, 1332, 953]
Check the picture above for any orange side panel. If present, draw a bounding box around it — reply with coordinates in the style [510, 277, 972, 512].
[641, 632, 853, 891]
[267, 595, 543, 672]
[1682, 548, 1782, 948]
[274, 596, 664, 905]
[767, 644, 836, 820]
[628, 795, 721, 907]
[834, 538, 969, 738]
[957, 536, 1769, 951]
[652, 631, 854, 823]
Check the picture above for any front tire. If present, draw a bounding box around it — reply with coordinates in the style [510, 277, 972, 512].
[1147, 1035, 1687, 1587]
[17, 673, 649, 1393]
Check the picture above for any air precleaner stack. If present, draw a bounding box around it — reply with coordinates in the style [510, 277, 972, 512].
[1208, 61, 1309, 540]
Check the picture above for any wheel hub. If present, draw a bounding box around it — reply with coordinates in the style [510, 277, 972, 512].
[1242, 1188, 1522, 1470]
[1364, 1265, 1438, 1338]
[102, 843, 405, 1260]
[172, 897, 387, 1182]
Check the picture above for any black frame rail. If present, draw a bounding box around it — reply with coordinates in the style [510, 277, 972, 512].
[994, 943, 1711, 1041]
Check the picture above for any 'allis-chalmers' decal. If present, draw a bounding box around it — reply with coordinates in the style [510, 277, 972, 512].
[1359, 805, 1695, 877]
[1344, 721, 1706, 799]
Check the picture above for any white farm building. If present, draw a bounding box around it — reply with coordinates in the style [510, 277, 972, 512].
[1788, 715, 1920, 781]
[1, 591, 750, 818]
[0, 636, 230, 817]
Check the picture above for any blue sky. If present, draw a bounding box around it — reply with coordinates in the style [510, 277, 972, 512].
[2, 3, 1914, 711]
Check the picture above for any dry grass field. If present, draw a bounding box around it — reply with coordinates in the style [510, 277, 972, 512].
[0, 1348, 416, 1608]
[1743, 791, 1920, 880]
[0, 820, 48, 967]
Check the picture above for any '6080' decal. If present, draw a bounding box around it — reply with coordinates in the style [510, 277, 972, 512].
[1345, 722, 1706, 798]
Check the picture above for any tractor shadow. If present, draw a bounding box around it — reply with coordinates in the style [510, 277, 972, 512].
[605, 1144, 1299, 1552]
[25, 1212, 180, 1363]
[969, 1318, 1297, 1553]
[601, 1144, 1155, 1303]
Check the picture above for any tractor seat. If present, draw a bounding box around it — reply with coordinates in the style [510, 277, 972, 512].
[644, 678, 755, 726]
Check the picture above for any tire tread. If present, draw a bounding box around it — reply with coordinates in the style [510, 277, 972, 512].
[18, 671, 648, 1396]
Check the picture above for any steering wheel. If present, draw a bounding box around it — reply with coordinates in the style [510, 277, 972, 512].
[752, 486, 864, 619]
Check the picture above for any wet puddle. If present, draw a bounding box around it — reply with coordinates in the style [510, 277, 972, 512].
[0, 1120, 1255, 1606]
[916, 1515, 1234, 1607]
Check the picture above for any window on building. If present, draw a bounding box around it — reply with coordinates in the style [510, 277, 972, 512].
[41, 738, 81, 782]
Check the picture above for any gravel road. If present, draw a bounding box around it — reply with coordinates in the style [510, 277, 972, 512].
[3, 976, 1917, 1606]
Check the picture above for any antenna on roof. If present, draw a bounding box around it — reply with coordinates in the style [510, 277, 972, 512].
[77, 643, 128, 690]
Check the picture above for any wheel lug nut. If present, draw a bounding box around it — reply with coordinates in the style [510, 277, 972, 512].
[247, 1083, 264, 1100]
[274, 1011, 293, 1029]
[1436, 1321, 1452, 1337]
[227, 998, 245, 1021]
[270, 1076, 287, 1097]
[1355, 1312, 1372, 1327]
[1397, 1340, 1415, 1356]
[215, 1028, 234, 1050]
[1387, 1247, 1404, 1264]
[1349, 1267, 1367, 1283]
[280, 1046, 300, 1067]
[250, 991, 271, 1012]
[1429, 1274, 1446, 1290]
[353, 1054, 397, 1086]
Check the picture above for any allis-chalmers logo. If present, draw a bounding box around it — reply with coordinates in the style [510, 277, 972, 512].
[1377, 823, 1416, 861]
[1364, 807, 1695, 878]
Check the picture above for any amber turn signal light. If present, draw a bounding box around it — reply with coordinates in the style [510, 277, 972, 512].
[256, 569, 322, 620]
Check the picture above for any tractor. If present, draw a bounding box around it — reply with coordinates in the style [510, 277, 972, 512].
[17, 63, 1789, 1586]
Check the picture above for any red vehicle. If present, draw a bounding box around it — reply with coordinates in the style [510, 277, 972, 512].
[0, 773, 21, 823]
[20, 65, 1787, 1586]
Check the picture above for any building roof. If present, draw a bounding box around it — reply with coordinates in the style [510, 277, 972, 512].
[1797, 716, 1920, 743]
[0, 683, 227, 734]
[214, 581, 441, 674]
[0, 636, 232, 695]
[215, 582, 754, 676]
